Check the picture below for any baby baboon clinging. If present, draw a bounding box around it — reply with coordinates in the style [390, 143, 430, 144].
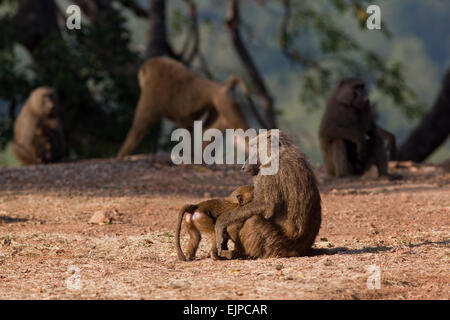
[214, 130, 322, 259]
[175, 185, 254, 261]
[318, 78, 397, 178]
[11, 87, 65, 165]
[117, 57, 258, 158]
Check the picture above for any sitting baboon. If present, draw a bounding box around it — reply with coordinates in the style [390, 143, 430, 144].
[11, 87, 65, 165]
[117, 57, 262, 158]
[214, 130, 322, 259]
[175, 185, 254, 261]
[318, 78, 396, 178]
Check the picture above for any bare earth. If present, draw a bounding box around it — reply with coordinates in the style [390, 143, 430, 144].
[0, 154, 448, 300]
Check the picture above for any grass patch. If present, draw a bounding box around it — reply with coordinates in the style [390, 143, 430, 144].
[0, 144, 18, 166]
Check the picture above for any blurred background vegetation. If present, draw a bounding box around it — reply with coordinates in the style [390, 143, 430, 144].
[0, 0, 449, 166]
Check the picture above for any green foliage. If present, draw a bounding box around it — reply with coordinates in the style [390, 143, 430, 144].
[0, 3, 161, 158]
[0, 143, 17, 166]
[277, 0, 423, 117]
[0, 13, 32, 148]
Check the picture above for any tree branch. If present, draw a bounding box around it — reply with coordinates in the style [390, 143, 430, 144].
[72, 0, 100, 20]
[146, 0, 178, 59]
[278, 0, 322, 69]
[119, 0, 149, 18]
[197, 52, 215, 79]
[397, 68, 450, 161]
[8, 98, 17, 122]
[225, 0, 276, 128]
[279, 0, 292, 59]
[180, 0, 200, 66]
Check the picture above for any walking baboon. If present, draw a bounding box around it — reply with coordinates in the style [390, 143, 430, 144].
[117, 57, 261, 158]
[318, 78, 396, 178]
[175, 185, 254, 261]
[11, 87, 65, 165]
[214, 130, 322, 259]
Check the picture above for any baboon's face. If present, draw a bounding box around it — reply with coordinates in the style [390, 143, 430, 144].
[41, 92, 56, 116]
[242, 137, 262, 176]
[351, 83, 369, 109]
[234, 188, 254, 205]
[31, 87, 57, 117]
[335, 78, 369, 109]
[242, 161, 260, 176]
[242, 130, 279, 176]
[236, 192, 253, 206]
[229, 186, 254, 205]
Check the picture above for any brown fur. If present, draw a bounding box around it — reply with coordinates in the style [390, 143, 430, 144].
[175, 185, 254, 261]
[318, 78, 397, 178]
[214, 131, 322, 259]
[117, 57, 254, 158]
[440, 158, 450, 172]
[11, 87, 64, 165]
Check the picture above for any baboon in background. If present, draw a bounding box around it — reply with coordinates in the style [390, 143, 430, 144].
[318, 78, 397, 178]
[214, 131, 322, 259]
[117, 57, 263, 158]
[11, 87, 65, 165]
[175, 185, 254, 261]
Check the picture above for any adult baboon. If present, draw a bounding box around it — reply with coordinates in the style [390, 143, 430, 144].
[117, 57, 263, 158]
[318, 78, 396, 178]
[11, 87, 65, 165]
[214, 130, 322, 259]
[175, 185, 254, 261]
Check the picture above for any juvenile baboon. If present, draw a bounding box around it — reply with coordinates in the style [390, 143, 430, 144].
[117, 57, 260, 158]
[175, 185, 254, 261]
[11, 87, 65, 165]
[214, 130, 322, 259]
[318, 78, 397, 178]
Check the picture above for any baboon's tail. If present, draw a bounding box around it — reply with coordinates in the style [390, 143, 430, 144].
[224, 75, 269, 129]
[175, 204, 198, 261]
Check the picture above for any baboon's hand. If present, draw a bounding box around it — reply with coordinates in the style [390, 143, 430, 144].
[216, 237, 224, 256]
[215, 224, 225, 255]
[263, 209, 274, 220]
[263, 212, 272, 219]
[218, 250, 234, 260]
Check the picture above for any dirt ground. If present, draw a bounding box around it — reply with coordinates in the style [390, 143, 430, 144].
[0, 154, 448, 300]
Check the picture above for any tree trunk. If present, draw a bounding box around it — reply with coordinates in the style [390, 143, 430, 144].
[146, 0, 176, 58]
[15, 0, 60, 51]
[72, 0, 113, 20]
[397, 68, 450, 162]
[225, 0, 277, 128]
